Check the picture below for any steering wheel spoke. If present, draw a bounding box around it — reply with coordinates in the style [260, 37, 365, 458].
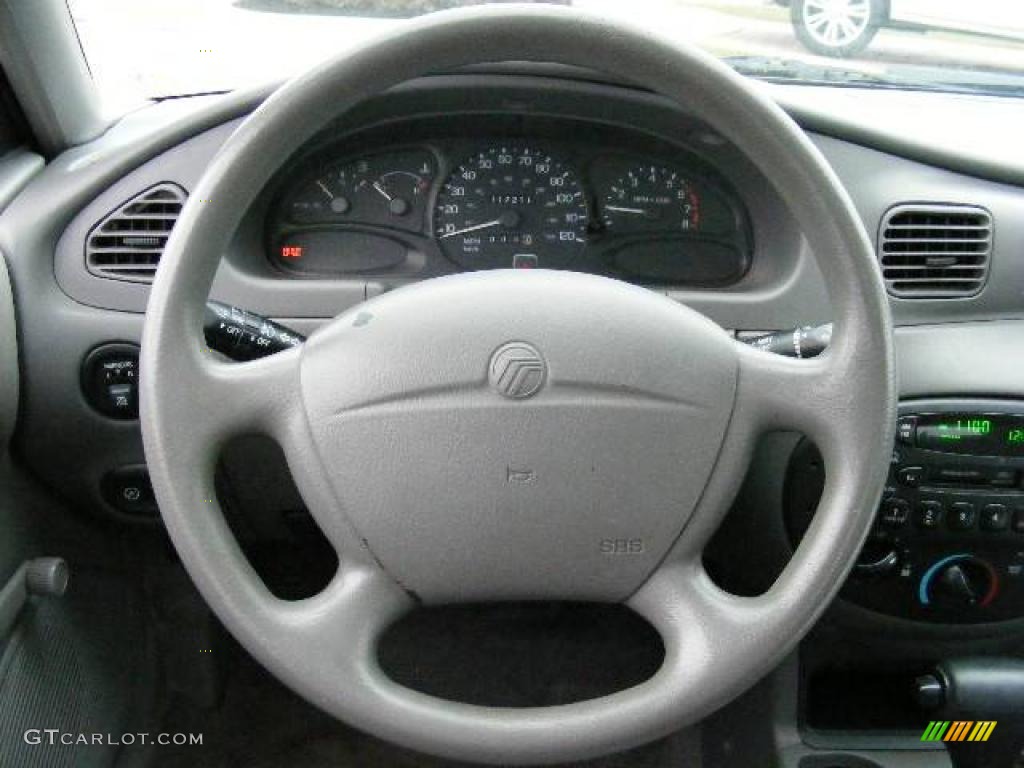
[187, 345, 304, 446]
[190, 346, 389, 563]
[270, 560, 411, 661]
[734, 339, 844, 444]
[734, 328, 892, 487]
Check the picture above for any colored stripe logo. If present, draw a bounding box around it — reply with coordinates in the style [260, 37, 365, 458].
[921, 721, 997, 742]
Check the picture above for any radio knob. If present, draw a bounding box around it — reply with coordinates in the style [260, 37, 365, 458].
[854, 532, 900, 576]
[919, 555, 999, 608]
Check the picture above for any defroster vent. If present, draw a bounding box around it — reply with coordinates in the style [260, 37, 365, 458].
[85, 183, 187, 283]
[878, 204, 992, 298]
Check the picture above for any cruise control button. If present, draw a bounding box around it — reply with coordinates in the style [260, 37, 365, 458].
[915, 501, 943, 530]
[948, 502, 977, 531]
[980, 504, 1010, 532]
[880, 498, 910, 528]
[898, 466, 926, 488]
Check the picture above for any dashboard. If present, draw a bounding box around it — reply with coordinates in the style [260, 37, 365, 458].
[2, 47, 1024, 767]
[264, 117, 751, 285]
[3, 64, 1024, 761]
[4, 67, 1024, 649]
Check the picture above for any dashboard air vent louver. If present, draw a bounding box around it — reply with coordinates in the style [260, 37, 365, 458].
[85, 183, 187, 283]
[878, 204, 992, 298]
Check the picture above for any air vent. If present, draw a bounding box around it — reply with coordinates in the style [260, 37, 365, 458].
[85, 183, 186, 283]
[878, 204, 992, 298]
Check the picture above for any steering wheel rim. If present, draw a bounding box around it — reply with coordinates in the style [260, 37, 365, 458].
[140, 6, 895, 764]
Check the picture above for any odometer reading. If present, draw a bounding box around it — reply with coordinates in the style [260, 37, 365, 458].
[434, 146, 588, 269]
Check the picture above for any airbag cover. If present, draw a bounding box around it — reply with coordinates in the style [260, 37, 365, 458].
[299, 270, 738, 601]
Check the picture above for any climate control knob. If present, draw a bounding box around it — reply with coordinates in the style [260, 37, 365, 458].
[918, 555, 999, 608]
[854, 531, 900, 576]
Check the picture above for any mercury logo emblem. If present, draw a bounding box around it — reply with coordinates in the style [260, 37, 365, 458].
[489, 342, 546, 399]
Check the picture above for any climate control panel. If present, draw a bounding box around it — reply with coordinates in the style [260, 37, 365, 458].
[786, 399, 1024, 624]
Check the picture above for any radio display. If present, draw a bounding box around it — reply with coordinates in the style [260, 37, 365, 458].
[916, 413, 1024, 456]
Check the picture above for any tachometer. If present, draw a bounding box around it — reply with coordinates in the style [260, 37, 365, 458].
[602, 165, 701, 233]
[434, 146, 588, 270]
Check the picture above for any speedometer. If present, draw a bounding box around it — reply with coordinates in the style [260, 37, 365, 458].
[434, 146, 588, 270]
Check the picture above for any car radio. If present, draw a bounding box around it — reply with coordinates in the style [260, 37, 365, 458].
[786, 399, 1024, 624]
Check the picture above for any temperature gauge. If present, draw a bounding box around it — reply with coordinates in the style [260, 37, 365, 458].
[284, 149, 436, 231]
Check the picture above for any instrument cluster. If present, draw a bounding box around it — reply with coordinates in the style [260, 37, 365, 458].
[266, 125, 752, 286]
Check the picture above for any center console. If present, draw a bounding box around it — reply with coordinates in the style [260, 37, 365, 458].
[787, 399, 1024, 624]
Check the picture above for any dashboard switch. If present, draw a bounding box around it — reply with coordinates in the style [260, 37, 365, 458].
[915, 500, 943, 530]
[741, 323, 831, 359]
[101, 466, 157, 517]
[879, 498, 909, 528]
[980, 504, 1010, 531]
[204, 301, 305, 361]
[948, 502, 977, 531]
[896, 416, 917, 446]
[105, 383, 134, 414]
[81, 343, 140, 420]
[897, 466, 926, 487]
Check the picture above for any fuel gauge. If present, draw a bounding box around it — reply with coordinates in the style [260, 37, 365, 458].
[284, 149, 436, 231]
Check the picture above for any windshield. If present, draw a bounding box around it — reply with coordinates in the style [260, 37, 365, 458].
[70, 0, 1024, 109]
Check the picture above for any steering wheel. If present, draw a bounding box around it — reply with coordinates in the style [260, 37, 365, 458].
[140, 6, 894, 764]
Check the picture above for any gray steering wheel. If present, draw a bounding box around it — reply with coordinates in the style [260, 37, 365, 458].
[140, 6, 895, 764]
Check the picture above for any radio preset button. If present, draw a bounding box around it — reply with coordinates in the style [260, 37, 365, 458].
[980, 504, 1011, 532]
[880, 499, 910, 528]
[898, 466, 926, 488]
[915, 501, 943, 530]
[948, 502, 977, 531]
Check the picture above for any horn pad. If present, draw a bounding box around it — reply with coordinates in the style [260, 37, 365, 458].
[299, 271, 738, 602]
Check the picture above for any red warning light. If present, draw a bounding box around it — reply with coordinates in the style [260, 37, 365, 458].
[280, 245, 303, 259]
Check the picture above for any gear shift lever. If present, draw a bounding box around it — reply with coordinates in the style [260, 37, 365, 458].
[915, 658, 1024, 768]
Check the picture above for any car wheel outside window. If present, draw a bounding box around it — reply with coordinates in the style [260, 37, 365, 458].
[791, 0, 884, 57]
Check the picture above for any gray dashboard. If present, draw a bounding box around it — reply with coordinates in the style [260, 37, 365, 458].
[3, 68, 1024, 632]
[55, 77, 814, 326]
